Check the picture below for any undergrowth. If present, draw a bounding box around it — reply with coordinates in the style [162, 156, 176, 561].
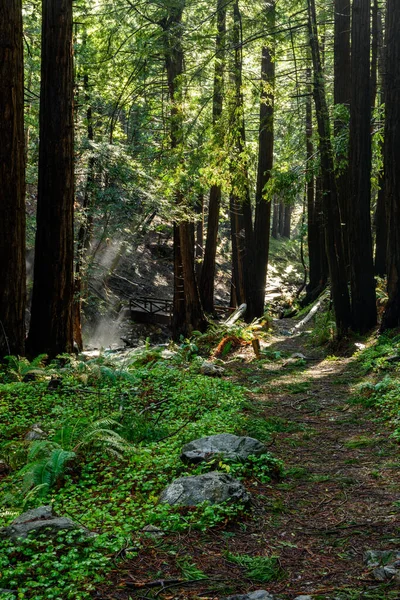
[353, 330, 400, 440]
[0, 350, 279, 598]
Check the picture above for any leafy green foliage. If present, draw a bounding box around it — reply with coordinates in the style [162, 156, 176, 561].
[354, 333, 400, 440]
[225, 551, 284, 582]
[1, 353, 277, 597]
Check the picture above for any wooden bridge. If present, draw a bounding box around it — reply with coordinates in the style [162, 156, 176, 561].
[129, 297, 173, 325]
[128, 296, 237, 326]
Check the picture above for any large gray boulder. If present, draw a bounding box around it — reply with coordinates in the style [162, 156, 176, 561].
[221, 592, 276, 600]
[159, 472, 251, 506]
[0, 506, 87, 541]
[181, 434, 266, 464]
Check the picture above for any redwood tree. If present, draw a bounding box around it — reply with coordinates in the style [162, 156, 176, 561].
[252, 0, 275, 318]
[199, 0, 227, 313]
[307, 0, 351, 336]
[381, 0, 400, 330]
[27, 0, 75, 357]
[348, 0, 377, 332]
[0, 0, 26, 357]
[162, 1, 207, 338]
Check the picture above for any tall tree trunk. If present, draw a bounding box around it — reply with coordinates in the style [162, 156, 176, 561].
[283, 204, 291, 239]
[334, 0, 351, 272]
[195, 193, 204, 277]
[307, 0, 351, 336]
[230, 194, 246, 306]
[73, 61, 95, 352]
[371, 0, 379, 110]
[162, 3, 207, 338]
[199, 0, 226, 312]
[374, 5, 387, 276]
[348, 0, 377, 332]
[0, 0, 26, 357]
[230, 0, 256, 320]
[278, 201, 285, 237]
[271, 198, 279, 239]
[252, 0, 275, 318]
[303, 67, 328, 306]
[27, 0, 75, 358]
[381, 0, 400, 330]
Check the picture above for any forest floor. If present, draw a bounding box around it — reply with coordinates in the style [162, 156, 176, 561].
[98, 320, 400, 600]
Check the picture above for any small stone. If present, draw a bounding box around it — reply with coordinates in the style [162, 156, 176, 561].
[200, 361, 225, 376]
[372, 565, 399, 581]
[290, 353, 307, 360]
[293, 596, 313, 600]
[364, 549, 400, 567]
[24, 423, 46, 441]
[181, 434, 266, 464]
[221, 591, 275, 600]
[159, 472, 251, 506]
[142, 524, 164, 537]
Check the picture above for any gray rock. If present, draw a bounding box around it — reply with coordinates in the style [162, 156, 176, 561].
[0, 505, 87, 541]
[142, 524, 164, 537]
[200, 361, 225, 376]
[24, 423, 46, 441]
[293, 596, 313, 600]
[181, 434, 266, 464]
[221, 592, 275, 600]
[364, 549, 400, 567]
[372, 565, 400, 582]
[159, 472, 251, 506]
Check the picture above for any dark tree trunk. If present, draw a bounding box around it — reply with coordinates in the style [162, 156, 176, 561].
[303, 67, 328, 306]
[381, 0, 400, 330]
[0, 0, 26, 357]
[371, 0, 379, 110]
[73, 64, 95, 352]
[278, 201, 285, 237]
[229, 0, 256, 320]
[199, 0, 226, 312]
[27, 0, 75, 358]
[271, 198, 279, 239]
[162, 3, 207, 338]
[230, 194, 246, 306]
[334, 0, 351, 272]
[252, 0, 275, 318]
[195, 193, 204, 276]
[348, 0, 377, 333]
[374, 5, 387, 276]
[307, 0, 351, 336]
[283, 204, 291, 239]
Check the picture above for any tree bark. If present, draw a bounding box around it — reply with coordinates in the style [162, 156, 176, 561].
[348, 0, 377, 333]
[283, 204, 291, 239]
[0, 0, 26, 357]
[303, 67, 328, 306]
[381, 0, 400, 330]
[199, 0, 226, 313]
[270, 198, 278, 239]
[252, 0, 275, 318]
[27, 0, 75, 358]
[307, 0, 351, 336]
[162, 3, 207, 338]
[334, 0, 351, 272]
[374, 5, 387, 277]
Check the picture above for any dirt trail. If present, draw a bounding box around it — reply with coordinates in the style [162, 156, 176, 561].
[100, 323, 400, 600]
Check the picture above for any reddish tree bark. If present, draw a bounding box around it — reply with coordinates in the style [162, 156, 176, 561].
[27, 0, 75, 358]
[0, 0, 26, 357]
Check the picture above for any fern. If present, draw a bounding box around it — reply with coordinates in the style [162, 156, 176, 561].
[14, 416, 131, 499]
